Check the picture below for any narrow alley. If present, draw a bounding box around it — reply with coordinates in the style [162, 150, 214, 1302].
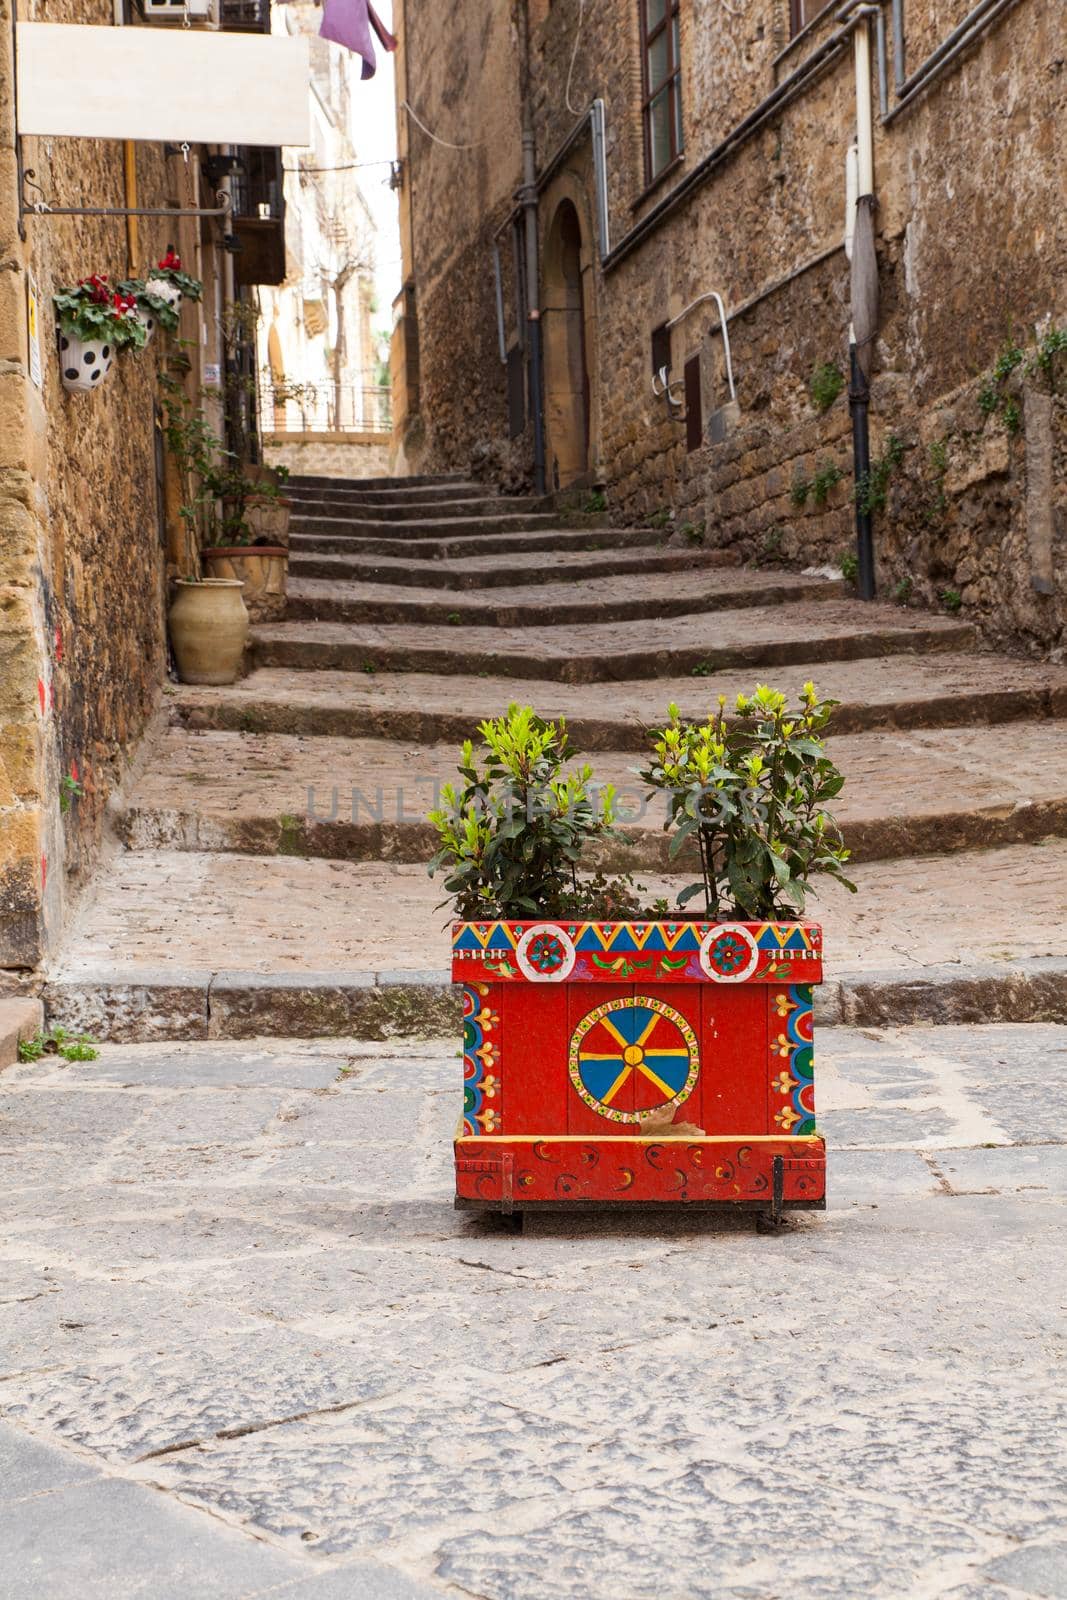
[3, 0, 1067, 1590]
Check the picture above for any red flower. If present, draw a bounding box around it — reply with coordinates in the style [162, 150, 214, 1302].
[82, 274, 111, 305]
[158, 250, 181, 270]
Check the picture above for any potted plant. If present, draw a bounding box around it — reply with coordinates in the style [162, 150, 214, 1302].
[430, 688, 851, 1224]
[238, 460, 293, 548]
[53, 275, 146, 392]
[160, 374, 249, 684]
[202, 460, 289, 620]
[160, 374, 288, 628]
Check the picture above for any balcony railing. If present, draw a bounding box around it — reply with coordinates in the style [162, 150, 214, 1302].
[261, 382, 393, 436]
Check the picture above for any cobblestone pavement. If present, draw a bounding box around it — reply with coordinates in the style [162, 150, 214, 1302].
[2, 1024, 1065, 1598]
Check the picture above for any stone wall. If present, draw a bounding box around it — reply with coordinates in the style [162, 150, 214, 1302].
[0, 0, 202, 968]
[264, 434, 391, 480]
[398, 0, 1066, 652]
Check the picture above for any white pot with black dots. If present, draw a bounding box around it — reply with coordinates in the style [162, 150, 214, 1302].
[145, 277, 182, 309]
[58, 332, 115, 393]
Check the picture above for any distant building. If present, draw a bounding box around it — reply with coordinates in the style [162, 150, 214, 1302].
[391, 0, 1065, 650]
[257, 0, 388, 458]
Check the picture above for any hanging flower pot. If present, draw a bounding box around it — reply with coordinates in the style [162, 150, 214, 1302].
[147, 251, 203, 306]
[53, 275, 147, 395]
[118, 278, 183, 346]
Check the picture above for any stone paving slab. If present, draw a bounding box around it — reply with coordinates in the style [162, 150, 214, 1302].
[288, 541, 740, 590]
[173, 653, 1067, 748]
[284, 568, 842, 627]
[0, 1026, 1064, 1598]
[0, 1428, 442, 1598]
[114, 720, 1067, 869]
[41, 840, 1067, 1038]
[253, 599, 975, 680]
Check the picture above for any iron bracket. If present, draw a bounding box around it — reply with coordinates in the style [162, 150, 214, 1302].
[19, 168, 232, 224]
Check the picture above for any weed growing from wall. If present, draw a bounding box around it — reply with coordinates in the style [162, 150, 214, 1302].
[854, 434, 907, 517]
[810, 362, 845, 412]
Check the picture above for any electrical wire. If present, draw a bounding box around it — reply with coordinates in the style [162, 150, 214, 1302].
[400, 98, 484, 150]
[564, 0, 586, 114]
[283, 159, 397, 173]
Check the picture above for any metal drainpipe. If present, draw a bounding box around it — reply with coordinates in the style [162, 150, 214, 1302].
[846, 6, 877, 600]
[520, 121, 547, 498]
[850, 347, 875, 599]
[517, 0, 546, 498]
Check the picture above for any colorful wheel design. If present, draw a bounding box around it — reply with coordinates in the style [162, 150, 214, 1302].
[516, 922, 576, 983]
[699, 923, 760, 983]
[568, 996, 699, 1125]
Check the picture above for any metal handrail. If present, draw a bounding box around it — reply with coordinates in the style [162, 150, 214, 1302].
[665, 291, 736, 401]
[261, 382, 393, 436]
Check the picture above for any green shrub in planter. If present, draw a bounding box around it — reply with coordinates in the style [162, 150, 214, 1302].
[639, 681, 855, 918]
[428, 704, 637, 919]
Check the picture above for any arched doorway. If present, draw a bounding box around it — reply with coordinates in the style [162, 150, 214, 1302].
[266, 322, 287, 430]
[542, 200, 591, 488]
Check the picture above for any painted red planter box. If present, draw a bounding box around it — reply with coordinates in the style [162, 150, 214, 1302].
[453, 917, 825, 1216]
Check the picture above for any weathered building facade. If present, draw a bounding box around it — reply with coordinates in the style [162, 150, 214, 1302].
[392, 0, 1066, 650]
[0, 0, 288, 972]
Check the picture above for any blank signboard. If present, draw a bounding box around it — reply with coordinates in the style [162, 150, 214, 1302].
[16, 24, 310, 147]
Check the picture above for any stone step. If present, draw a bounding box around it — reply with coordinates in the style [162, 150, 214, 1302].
[43, 840, 1067, 1039]
[288, 523, 664, 561]
[174, 653, 1067, 748]
[283, 570, 842, 628]
[0, 995, 44, 1069]
[287, 543, 741, 590]
[289, 494, 547, 523]
[115, 722, 1067, 870]
[287, 473, 475, 493]
[251, 600, 976, 682]
[290, 510, 566, 540]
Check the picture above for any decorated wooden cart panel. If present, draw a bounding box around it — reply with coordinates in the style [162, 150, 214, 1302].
[453, 919, 825, 1214]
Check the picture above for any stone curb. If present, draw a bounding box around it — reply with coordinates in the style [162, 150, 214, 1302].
[42, 960, 1067, 1041]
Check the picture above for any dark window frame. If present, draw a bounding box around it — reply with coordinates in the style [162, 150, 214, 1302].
[639, 0, 683, 187]
[789, 0, 834, 38]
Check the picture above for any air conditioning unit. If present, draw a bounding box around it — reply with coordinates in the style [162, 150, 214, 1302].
[140, 0, 219, 28]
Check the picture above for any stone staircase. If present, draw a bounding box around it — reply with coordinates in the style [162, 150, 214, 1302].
[44, 471, 1067, 1040]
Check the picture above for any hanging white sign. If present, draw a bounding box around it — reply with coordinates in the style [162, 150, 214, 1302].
[16, 24, 310, 146]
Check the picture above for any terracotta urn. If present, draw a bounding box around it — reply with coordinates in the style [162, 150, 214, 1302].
[168, 578, 248, 685]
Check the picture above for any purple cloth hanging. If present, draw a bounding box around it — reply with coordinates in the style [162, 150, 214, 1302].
[319, 0, 397, 80]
